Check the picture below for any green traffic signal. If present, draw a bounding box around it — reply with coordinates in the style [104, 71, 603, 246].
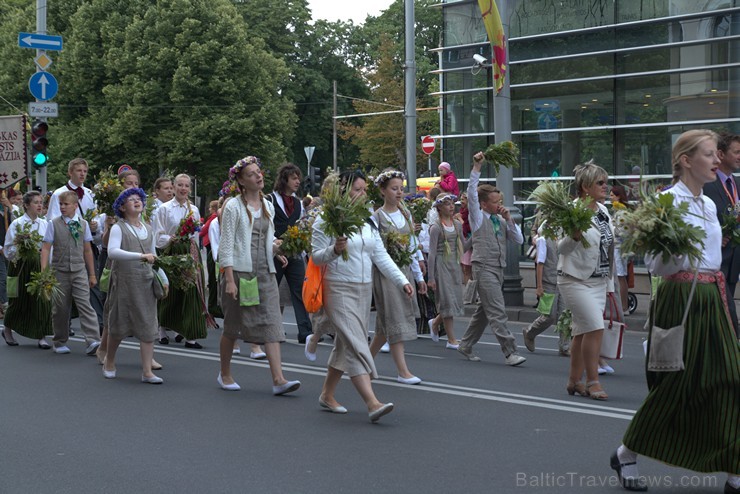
[33, 152, 49, 166]
[31, 119, 49, 167]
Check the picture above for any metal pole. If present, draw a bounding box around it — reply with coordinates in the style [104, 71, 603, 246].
[332, 80, 338, 172]
[35, 0, 47, 194]
[404, 0, 417, 191]
[492, 0, 523, 305]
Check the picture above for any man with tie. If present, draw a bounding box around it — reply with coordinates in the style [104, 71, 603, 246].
[456, 151, 527, 365]
[704, 133, 740, 338]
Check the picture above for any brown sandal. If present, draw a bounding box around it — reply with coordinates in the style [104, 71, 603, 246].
[587, 380, 608, 400]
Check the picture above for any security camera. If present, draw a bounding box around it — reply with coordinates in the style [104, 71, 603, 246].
[473, 54, 487, 65]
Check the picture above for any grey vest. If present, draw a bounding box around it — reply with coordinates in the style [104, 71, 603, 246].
[471, 213, 508, 268]
[541, 237, 559, 288]
[51, 216, 87, 272]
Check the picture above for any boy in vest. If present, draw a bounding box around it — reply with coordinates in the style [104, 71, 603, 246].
[41, 190, 101, 355]
[457, 151, 526, 365]
[522, 223, 570, 356]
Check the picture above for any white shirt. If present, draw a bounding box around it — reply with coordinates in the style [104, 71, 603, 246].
[208, 218, 220, 261]
[535, 235, 548, 264]
[467, 170, 524, 244]
[151, 198, 200, 250]
[42, 216, 94, 244]
[107, 222, 169, 285]
[46, 181, 96, 221]
[375, 209, 424, 283]
[270, 191, 304, 218]
[3, 214, 47, 262]
[646, 180, 722, 276]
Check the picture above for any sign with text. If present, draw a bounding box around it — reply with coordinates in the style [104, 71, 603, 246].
[28, 102, 58, 118]
[0, 115, 27, 188]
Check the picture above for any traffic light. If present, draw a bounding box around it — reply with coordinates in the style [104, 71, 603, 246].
[30, 119, 49, 167]
[305, 165, 321, 194]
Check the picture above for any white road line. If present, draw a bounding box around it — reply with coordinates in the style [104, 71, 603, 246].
[89, 338, 636, 421]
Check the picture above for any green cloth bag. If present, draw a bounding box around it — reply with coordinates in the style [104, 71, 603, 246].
[99, 268, 111, 293]
[239, 277, 259, 307]
[536, 292, 555, 315]
[7, 276, 18, 298]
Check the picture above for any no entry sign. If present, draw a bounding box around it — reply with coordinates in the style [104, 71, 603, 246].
[421, 135, 435, 155]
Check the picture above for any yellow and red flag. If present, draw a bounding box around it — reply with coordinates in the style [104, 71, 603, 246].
[477, 0, 507, 93]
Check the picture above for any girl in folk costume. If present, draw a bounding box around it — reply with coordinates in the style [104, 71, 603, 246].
[102, 188, 169, 384]
[369, 169, 427, 385]
[217, 156, 300, 395]
[2, 191, 51, 348]
[426, 193, 464, 349]
[152, 174, 214, 348]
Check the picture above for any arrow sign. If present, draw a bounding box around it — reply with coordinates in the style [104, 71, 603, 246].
[18, 32, 63, 51]
[29, 72, 59, 101]
[421, 135, 436, 155]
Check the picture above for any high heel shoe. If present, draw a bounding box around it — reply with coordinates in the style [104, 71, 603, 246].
[566, 380, 588, 397]
[587, 380, 608, 400]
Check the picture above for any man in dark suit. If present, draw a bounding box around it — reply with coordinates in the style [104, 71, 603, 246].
[703, 132, 740, 337]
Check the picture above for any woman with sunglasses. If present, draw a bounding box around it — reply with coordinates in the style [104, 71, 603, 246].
[557, 162, 614, 400]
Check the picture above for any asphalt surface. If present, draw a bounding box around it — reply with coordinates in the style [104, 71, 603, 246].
[0, 303, 728, 494]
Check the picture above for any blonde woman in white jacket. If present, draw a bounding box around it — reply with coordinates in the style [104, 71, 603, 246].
[557, 162, 614, 401]
[312, 170, 413, 423]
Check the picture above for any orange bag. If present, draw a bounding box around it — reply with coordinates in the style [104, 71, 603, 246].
[302, 257, 324, 313]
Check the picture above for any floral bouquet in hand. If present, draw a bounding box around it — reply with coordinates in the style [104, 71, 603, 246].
[320, 183, 372, 261]
[279, 225, 311, 257]
[172, 210, 202, 244]
[27, 267, 62, 303]
[555, 309, 572, 341]
[619, 190, 705, 265]
[13, 222, 44, 262]
[483, 141, 520, 174]
[92, 169, 124, 216]
[382, 230, 415, 268]
[404, 194, 431, 226]
[721, 202, 740, 247]
[82, 208, 98, 225]
[152, 255, 196, 290]
[530, 181, 594, 247]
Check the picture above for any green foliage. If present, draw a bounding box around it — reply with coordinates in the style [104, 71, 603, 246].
[319, 183, 372, 260]
[530, 181, 595, 247]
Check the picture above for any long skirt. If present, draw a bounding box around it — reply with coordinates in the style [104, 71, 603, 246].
[373, 265, 418, 344]
[4, 255, 52, 339]
[622, 275, 740, 474]
[157, 241, 207, 340]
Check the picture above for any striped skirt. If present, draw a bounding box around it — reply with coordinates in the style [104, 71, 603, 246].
[4, 255, 52, 339]
[622, 272, 740, 474]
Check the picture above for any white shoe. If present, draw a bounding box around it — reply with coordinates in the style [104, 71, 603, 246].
[273, 380, 301, 396]
[505, 354, 526, 366]
[598, 367, 607, 375]
[102, 368, 116, 379]
[141, 374, 163, 384]
[217, 372, 240, 391]
[250, 351, 267, 360]
[304, 334, 317, 362]
[428, 319, 439, 342]
[397, 375, 421, 385]
[85, 341, 101, 355]
[445, 342, 459, 350]
[232, 347, 241, 355]
[602, 364, 615, 374]
[380, 342, 390, 353]
[54, 345, 71, 354]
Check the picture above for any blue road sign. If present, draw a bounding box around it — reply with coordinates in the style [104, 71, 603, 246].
[28, 72, 58, 101]
[18, 32, 63, 51]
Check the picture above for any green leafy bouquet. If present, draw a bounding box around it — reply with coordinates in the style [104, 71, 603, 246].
[530, 181, 595, 248]
[320, 183, 372, 261]
[27, 267, 62, 303]
[152, 255, 196, 290]
[721, 202, 740, 247]
[279, 225, 311, 257]
[619, 190, 705, 265]
[13, 222, 44, 262]
[382, 230, 415, 268]
[483, 141, 520, 174]
[555, 309, 572, 341]
[92, 168, 124, 216]
[405, 194, 431, 226]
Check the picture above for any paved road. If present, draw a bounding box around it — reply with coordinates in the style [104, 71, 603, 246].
[0, 309, 725, 493]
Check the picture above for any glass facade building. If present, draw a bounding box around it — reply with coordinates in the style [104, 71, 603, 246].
[434, 0, 740, 209]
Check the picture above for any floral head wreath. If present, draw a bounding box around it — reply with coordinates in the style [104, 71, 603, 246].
[434, 193, 457, 208]
[219, 180, 238, 198]
[113, 187, 147, 218]
[374, 169, 405, 187]
[228, 156, 262, 184]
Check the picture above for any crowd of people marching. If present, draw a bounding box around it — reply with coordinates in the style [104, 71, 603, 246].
[0, 130, 738, 492]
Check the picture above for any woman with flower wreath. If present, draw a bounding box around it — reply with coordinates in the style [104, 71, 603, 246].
[369, 169, 427, 385]
[101, 188, 168, 384]
[426, 193, 464, 350]
[152, 173, 212, 348]
[610, 130, 740, 493]
[1, 191, 51, 348]
[216, 156, 300, 395]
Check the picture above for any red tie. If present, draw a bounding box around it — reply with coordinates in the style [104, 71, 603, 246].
[66, 184, 84, 200]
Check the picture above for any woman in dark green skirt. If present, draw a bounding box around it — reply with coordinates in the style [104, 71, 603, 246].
[2, 191, 52, 348]
[611, 130, 740, 493]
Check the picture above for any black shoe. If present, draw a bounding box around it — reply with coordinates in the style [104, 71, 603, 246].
[175, 335, 184, 343]
[610, 451, 648, 491]
[726, 481, 740, 494]
[159, 337, 169, 345]
[2, 331, 18, 346]
[184, 341, 203, 349]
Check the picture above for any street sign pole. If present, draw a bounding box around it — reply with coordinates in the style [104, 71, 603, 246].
[35, 0, 48, 194]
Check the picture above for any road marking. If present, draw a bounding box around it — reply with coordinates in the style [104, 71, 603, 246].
[94, 338, 636, 421]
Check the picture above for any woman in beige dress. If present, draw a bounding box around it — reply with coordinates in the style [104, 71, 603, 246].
[102, 188, 168, 384]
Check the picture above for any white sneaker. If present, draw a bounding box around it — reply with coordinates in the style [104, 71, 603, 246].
[598, 367, 607, 375]
[505, 354, 526, 366]
[380, 342, 390, 353]
[602, 364, 615, 374]
[232, 346, 241, 355]
[54, 345, 71, 354]
[250, 351, 267, 360]
[85, 341, 101, 356]
[445, 342, 459, 350]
